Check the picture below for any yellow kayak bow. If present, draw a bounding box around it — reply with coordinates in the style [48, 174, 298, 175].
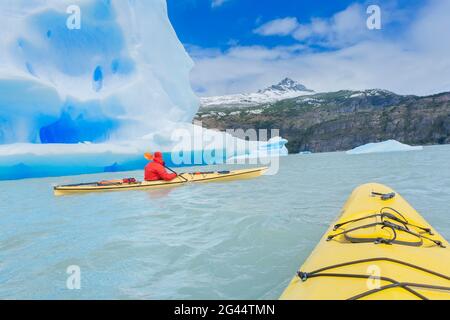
[281, 183, 450, 300]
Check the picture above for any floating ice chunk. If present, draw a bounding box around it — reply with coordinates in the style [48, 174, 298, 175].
[228, 137, 288, 161]
[0, 124, 285, 180]
[346, 140, 423, 155]
[258, 137, 289, 153]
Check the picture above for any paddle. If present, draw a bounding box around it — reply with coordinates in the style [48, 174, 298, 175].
[164, 164, 189, 182]
[145, 152, 188, 182]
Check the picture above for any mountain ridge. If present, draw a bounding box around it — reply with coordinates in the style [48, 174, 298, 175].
[200, 78, 314, 109]
[195, 88, 450, 153]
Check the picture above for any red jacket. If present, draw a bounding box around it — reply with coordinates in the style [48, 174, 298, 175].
[144, 155, 177, 181]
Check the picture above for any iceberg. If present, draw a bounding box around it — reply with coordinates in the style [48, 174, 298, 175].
[346, 140, 423, 155]
[0, 0, 198, 145]
[0, 0, 201, 180]
[0, 124, 288, 180]
[227, 137, 288, 161]
[0, 0, 287, 180]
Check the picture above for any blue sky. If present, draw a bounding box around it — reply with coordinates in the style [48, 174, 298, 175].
[167, 0, 449, 97]
[168, 0, 359, 49]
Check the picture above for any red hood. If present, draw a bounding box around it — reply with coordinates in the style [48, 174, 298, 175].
[153, 153, 164, 165]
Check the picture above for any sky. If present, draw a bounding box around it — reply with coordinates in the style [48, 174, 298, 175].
[167, 0, 450, 97]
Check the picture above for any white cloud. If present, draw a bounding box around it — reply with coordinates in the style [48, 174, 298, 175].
[256, 4, 372, 48]
[211, 0, 229, 8]
[190, 1, 450, 97]
[254, 17, 300, 36]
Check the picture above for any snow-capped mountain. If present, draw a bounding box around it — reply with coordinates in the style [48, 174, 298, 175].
[200, 78, 314, 108]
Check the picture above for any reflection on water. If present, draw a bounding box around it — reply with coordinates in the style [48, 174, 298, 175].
[146, 188, 175, 200]
[0, 145, 449, 299]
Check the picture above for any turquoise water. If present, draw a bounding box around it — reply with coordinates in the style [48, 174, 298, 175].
[1, 145, 449, 299]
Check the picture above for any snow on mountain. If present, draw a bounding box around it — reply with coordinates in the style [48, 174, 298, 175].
[200, 78, 314, 108]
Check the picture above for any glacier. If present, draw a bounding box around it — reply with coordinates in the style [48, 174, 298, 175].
[346, 140, 424, 155]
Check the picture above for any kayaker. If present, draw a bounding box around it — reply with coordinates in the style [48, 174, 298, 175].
[144, 152, 178, 181]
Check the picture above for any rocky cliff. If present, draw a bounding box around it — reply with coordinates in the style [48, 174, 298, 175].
[195, 89, 450, 153]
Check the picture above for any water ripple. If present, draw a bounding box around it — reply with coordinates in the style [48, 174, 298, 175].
[0, 145, 449, 299]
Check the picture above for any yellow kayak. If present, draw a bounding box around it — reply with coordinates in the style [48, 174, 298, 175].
[54, 167, 268, 196]
[281, 183, 450, 300]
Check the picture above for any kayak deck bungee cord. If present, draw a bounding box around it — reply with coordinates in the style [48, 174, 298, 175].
[280, 183, 450, 300]
[54, 167, 268, 196]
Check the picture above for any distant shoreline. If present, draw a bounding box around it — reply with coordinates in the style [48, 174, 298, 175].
[196, 89, 450, 153]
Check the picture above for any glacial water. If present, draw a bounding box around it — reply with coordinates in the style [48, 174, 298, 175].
[0, 145, 449, 300]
